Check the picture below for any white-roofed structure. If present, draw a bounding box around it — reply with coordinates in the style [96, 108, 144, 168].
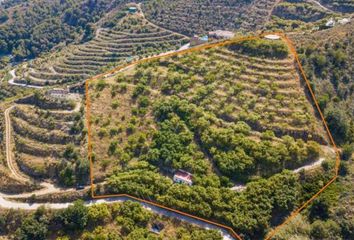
[264, 34, 281, 40]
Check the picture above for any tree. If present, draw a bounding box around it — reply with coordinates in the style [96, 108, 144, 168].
[58, 200, 88, 230]
[325, 106, 350, 144]
[310, 220, 341, 240]
[88, 204, 111, 224]
[15, 216, 48, 240]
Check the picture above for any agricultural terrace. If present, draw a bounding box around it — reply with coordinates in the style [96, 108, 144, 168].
[13, 13, 188, 87]
[9, 91, 88, 186]
[143, 0, 280, 35]
[87, 36, 337, 239]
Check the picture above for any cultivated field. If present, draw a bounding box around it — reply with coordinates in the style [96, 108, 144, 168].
[87, 36, 337, 238]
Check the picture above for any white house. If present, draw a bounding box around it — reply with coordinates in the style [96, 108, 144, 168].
[264, 34, 281, 40]
[325, 18, 335, 28]
[47, 88, 70, 98]
[338, 18, 350, 25]
[208, 30, 235, 39]
[173, 170, 193, 186]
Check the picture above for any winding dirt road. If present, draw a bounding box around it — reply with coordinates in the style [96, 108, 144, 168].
[8, 69, 44, 89]
[4, 105, 28, 182]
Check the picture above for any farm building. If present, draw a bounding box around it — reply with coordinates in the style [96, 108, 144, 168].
[190, 35, 208, 46]
[208, 30, 234, 39]
[325, 18, 335, 28]
[46, 88, 70, 98]
[173, 170, 193, 186]
[264, 34, 280, 40]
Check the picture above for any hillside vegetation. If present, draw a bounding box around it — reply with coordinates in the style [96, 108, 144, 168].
[291, 21, 354, 145]
[11, 91, 88, 186]
[0, 0, 126, 64]
[12, 11, 188, 87]
[88, 37, 337, 238]
[0, 200, 222, 240]
[142, 0, 280, 35]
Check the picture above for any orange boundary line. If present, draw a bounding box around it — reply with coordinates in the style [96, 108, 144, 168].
[85, 32, 340, 240]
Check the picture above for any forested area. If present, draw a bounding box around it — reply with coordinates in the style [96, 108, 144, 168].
[0, 0, 135, 67]
[294, 24, 354, 147]
[0, 200, 222, 239]
[105, 165, 343, 239]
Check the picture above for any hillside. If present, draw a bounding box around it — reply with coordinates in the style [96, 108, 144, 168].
[87, 35, 337, 239]
[0, 0, 127, 65]
[11, 10, 188, 87]
[0, 1, 353, 240]
[290, 20, 354, 145]
[142, 0, 280, 35]
[9, 91, 88, 186]
[0, 200, 223, 240]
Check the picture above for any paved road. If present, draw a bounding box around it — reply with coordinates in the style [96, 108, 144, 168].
[0, 194, 234, 239]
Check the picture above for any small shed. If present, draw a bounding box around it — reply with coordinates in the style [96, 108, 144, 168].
[173, 170, 193, 186]
[325, 18, 335, 28]
[128, 7, 137, 14]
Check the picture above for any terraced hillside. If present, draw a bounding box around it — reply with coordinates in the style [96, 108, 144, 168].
[87, 37, 338, 238]
[13, 12, 188, 87]
[320, 0, 354, 12]
[272, 1, 329, 23]
[142, 0, 280, 35]
[9, 91, 87, 186]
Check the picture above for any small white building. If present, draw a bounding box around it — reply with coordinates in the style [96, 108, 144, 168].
[190, 35, 208, 46]
[338, 18, 350, 25]
[47, 88, 70, 98]
[325, 18, 335, 28]
[208, 30, 235, 39]
[264, 34, 281, 40]
[46, 87, 80, 100]
[173, 170, 193, 186]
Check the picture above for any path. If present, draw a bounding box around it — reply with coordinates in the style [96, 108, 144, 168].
[8, 69, 44, 89]
[307, 0, 333, 12]
[4, 105, 28, 182]
[4, 105, 84, 195]
[231, 156, 329, 191]
[294, 157, 325, 173]
[0, 194, 234, 239]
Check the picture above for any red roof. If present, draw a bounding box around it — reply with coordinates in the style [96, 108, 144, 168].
[174, 170, 192, 181]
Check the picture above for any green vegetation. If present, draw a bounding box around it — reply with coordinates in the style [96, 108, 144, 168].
[12, 12, 188, 87]
[0, 0, 121, 64]
[272, 1, 328, 23]
[229, 39, 289, 59]
[11, 92, 88, 186]
[89, 39, 335, 239]
[142, 0, 280, 35]
[274, 157, 354, 240]
[293, 23, 354, 144]
[0, 201, 222, 240]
